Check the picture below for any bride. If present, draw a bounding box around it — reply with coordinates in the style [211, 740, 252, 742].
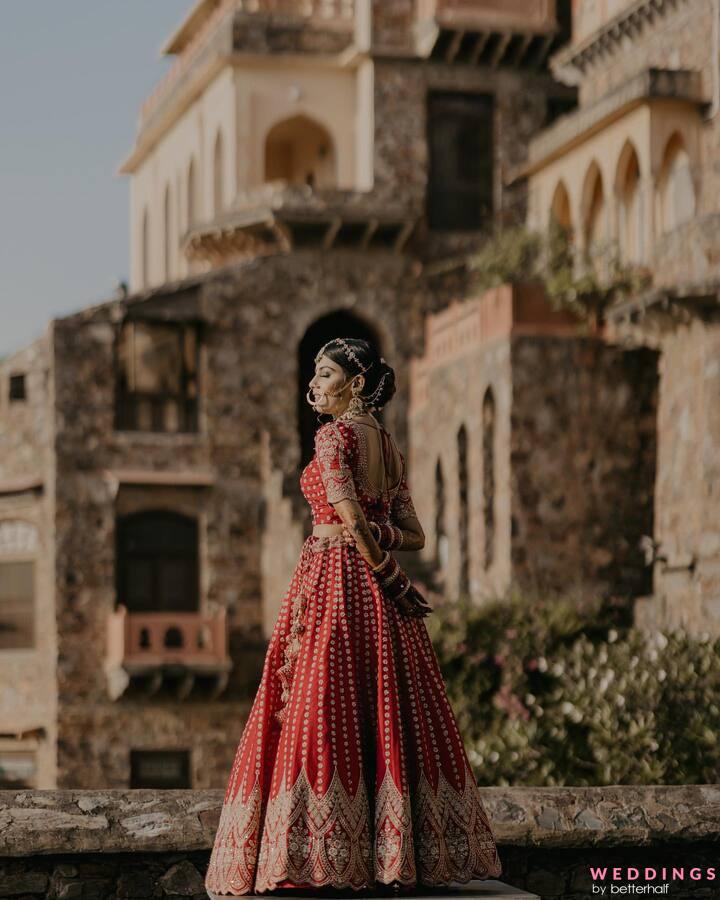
[205, 337, 502, 897]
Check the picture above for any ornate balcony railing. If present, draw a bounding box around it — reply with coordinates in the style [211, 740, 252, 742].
[106, 606, 231, 700]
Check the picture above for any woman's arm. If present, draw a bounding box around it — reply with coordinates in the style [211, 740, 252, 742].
[333, 498, 385, 568]
[389, 515, 425, 551]
[338, 508, 425, 555]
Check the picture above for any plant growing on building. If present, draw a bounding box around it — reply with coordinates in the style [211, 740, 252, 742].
[460, 221, 652, 330]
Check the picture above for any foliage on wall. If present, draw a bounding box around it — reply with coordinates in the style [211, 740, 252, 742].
[461, 221, 652, 329]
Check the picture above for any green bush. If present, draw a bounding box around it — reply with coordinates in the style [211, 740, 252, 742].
[426, 584, 720, 785]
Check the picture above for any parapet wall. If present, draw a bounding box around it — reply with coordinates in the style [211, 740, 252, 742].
[1, 785, 718, 899]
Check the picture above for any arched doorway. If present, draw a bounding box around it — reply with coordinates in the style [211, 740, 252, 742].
[298, 311, 383, 468]
[265, 114, 337, 189]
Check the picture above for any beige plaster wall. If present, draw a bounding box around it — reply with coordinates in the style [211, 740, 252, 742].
[129, 60, 367, 293]
[528, 100, 703, 265]
[130, 67, 236, 290]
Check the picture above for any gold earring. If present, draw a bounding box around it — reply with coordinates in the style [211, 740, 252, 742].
[343, 378, 367, 418]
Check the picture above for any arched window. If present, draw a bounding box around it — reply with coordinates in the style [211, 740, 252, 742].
[457, 424, 469, 596]
[616, 141, 643, 263]
[163, 184, 172, 281]
[581, 161, 606, 256]
[187, 157, 199, 228]
[116, 511, 199, 613]
[213, 130, 224, 216]
[549, 179, 573, 239]
[482, 387, 496, 570]
[265, 115, 337, 189]
[657, 133, 695, 233]
[141, 208, 150, 288]
[434, 458, 448, 571]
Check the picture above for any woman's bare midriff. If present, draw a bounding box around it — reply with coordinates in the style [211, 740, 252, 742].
[313, 524, 345, 536]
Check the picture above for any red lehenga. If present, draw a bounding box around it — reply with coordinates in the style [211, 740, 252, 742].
[205, 419, 502, 896]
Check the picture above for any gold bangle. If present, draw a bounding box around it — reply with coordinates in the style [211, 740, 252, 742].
[371, 550, 391, 573]
[382, 564, 402, 587]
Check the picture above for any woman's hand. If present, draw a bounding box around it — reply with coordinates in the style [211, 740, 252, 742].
[341, 524, 355, 546]
[370, 551, 433, 619]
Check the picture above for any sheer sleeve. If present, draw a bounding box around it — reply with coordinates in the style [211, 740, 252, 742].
[390, 452, 418, 522]
[314, 422, 358, 504]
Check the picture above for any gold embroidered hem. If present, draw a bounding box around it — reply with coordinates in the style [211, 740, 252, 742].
[205, 761, 501, 895]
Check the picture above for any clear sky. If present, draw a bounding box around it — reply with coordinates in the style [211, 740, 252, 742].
[0, 2, 189, 358]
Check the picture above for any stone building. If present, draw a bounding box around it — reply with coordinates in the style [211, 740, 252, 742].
[407, 283, 658, 606]
[506, 0, 720, 636]
[0, 0, 577, 789]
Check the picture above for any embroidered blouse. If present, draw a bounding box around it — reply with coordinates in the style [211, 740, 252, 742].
[300, 420, 418, 527]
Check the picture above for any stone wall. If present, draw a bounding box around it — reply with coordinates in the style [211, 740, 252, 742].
[0, 335, 58, 788]
[409, 284, 658, 606]
[510, 335, 658, 599]
[50, 250, 437, 788]
[408, 295, 515, 603]
[372, 59, 566, 243]
[0, 336, 51, 487]
[1, 785, 719, 899]
[632, 314, 720, 637]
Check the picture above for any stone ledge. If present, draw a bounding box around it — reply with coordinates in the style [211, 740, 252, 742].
[2, 784, 719, 858]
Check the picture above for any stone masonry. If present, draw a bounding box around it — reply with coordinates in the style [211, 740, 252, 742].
[409, 284, 659, 606]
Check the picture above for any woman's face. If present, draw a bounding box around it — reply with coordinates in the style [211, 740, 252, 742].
[309, 354, 362, 417]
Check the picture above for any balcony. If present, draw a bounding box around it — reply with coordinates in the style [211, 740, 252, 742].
[415, 0, 564, 68]
[183, 182, 420, 266]
[105, 606, 232, 700]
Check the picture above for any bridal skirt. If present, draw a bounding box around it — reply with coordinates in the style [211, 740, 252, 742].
[204, 534, 502, 895]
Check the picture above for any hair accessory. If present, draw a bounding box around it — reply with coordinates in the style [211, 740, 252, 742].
[315, 338, 372, 375]
[314, 338, 392, 414]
